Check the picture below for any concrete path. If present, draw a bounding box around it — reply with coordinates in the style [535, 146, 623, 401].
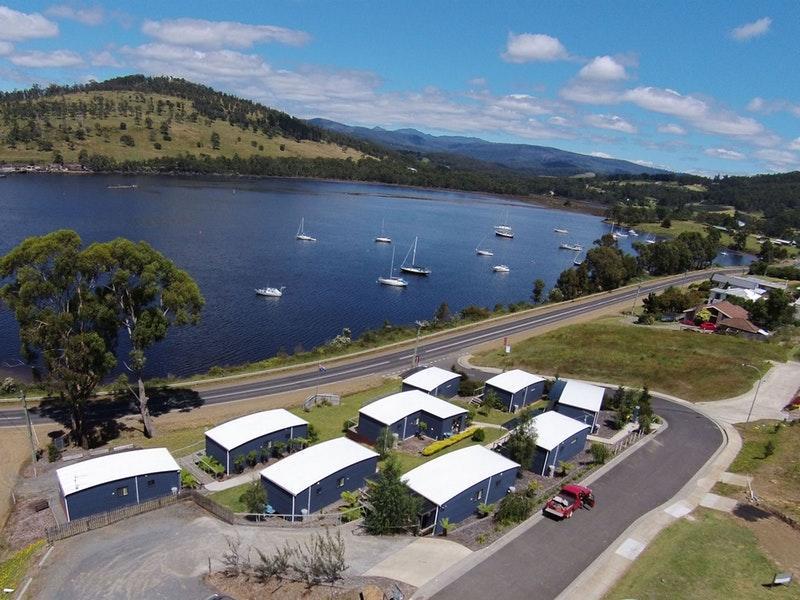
[697, 360, 800, 424]
[699, 492, 739, 513]
[365, 538, 471, 587]
[204, 471, 257, 492]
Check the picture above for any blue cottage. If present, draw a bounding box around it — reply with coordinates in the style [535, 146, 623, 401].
[403, 445, 520, 534]
[402, 366, 462, 398]
[205, 409, 309, 474]
[483, 369, 546, 412]
[551, 380, 605, 432]
[56, 448, 180, 522]
[358, 390, 468, 443]
[260, 438, 378, 521]
[527, 411, 590, 476]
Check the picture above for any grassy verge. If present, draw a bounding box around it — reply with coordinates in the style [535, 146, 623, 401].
[0, 539, 45, 591]
[475, 317, 790, 402]
[389, 427, 506, 473]
[605, 509, 799, 599]
[635, 220, 763, 254]
[208, 484, 249, 513]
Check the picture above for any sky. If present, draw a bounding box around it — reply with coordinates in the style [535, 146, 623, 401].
[0, 1, 798, 176]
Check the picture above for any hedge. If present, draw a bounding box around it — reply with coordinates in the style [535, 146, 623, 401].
[422, 427, 477, 456]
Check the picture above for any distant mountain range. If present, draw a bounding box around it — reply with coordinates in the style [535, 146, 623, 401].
[309, 118, 669, 177]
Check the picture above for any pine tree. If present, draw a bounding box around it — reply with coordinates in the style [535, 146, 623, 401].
[363, 454, 421, 535]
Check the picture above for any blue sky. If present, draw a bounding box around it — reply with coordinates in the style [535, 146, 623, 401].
[0, 1, 798, 175]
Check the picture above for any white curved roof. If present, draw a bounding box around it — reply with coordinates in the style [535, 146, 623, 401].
[359, 390, 466, 426]
[529, 411, 590, 451]
[205, 409, 308, 451]
[403, 367, 460, 392]
[485, 369, 545, 394]
[260, 438, 378, 496]
[57, 448, 180, 497]
[556, 380, 604, 413]
[402, 445, 519, 506]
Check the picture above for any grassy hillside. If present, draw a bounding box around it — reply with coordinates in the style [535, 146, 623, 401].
[0, 89, 364, 164]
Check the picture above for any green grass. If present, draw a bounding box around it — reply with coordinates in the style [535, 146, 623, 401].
[635, 220, 763, 254]
[388, 427, 506, 474]
[208, 483, 249, 513]
[605, 509, 800, 600]
[0, 540, 45, 591]
[475, 318, 790, 402]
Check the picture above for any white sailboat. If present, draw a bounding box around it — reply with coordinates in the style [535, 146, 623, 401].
[559, 242, 583, 251]
[475, 234, 494, 256]
[296, 218, 316, 242]
[494, 210, 514, 238]
[644, 234, 657, 245]
[400, 237, 431, 275]
[378, 247, 408, 287]
[610, 223, 627, 240]
[628, 229, 639, 236]
[255, 286, 285, 297]
[573, 250, 583, 266]
[374, 219, 391, 243]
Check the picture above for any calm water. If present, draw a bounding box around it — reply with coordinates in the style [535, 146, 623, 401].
[0, 175, 750, 378]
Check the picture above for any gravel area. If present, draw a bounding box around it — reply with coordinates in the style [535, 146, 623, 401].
[592, 410, 623, 439]
[206, 573, 414, 600]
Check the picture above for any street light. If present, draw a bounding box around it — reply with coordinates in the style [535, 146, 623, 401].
[741, 363, 764, 423]
[412, 320, 428, 368]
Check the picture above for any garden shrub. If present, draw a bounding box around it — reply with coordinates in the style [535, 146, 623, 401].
[422, 427, 477, 456]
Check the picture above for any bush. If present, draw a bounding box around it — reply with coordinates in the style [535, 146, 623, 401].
[524, 480, 540, 499]
[246, 450, 258, 466]
[476, 502, 494, 518]
[764, 439, 776, 458]
[240, 479, 267, 515]
[47, 442, 60, 463]
[558, 461, 575, 477]
[307, 423, 319, 444]
[440, 517, 455, 535]
[494, 493, 534, 526]
[590, 442, 611, 465]
[259, 446, 271, 463]
[198, 455, 224, 476]
[233, 455, 246, 473]
[180, 469, 199, 489]
[422, 427, 477, 456]
[471, 428, 486, 442]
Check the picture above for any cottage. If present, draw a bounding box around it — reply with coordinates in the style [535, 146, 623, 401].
[527, 411, 590, 476]
[682, 299, 764, 334]
[56, 448, 180, 522]
[710, 273, 786, 292]
[403, 445, 519, 534]
[551, 380, 605, 432]
[358, 390, 467, 443]
[260, 438, 378, 521]
[402, 366, 461, 398]
[205, 409, 309, 474]
[483, 369, 546, 412]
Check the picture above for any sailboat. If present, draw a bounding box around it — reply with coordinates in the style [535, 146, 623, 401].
[400, 237, 431, 275]
[628, 229, 639, 236]
[494, 210, 514, 238]
[475, 234, 494, 256]
[559, 242, 583, 251]
[374, 219, 391, 243]
[553, 227, 569, 234]
[296, 218, 316, 242]
[573, 250, 583, 266]
[255, 286, 285, 297]
[378, 247, 408, 287]
[644, 234, 657, 245]
[610, 223, 627, 240]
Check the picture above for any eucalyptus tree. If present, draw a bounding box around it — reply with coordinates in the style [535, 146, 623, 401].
[83, 238, 204, 438]
[0, 230, 116, 448]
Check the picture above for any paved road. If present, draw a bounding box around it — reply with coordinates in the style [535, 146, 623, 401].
[428, 397, 723, 600]
[0, 269, 736, 427]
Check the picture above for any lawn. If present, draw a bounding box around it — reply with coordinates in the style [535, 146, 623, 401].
[0, 540, 45, 591]
[475, 318, 789, 402]
[727, 420, 800, 521]
[208, 483, 250, 513]
[605, 509, 800, 599]
[635, 220, 763, 254]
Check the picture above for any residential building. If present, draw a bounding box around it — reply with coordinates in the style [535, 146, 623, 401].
[357, 390, 467, 443]
[551, 380, 605, 432]
[527, 411, 590, 476]
[402, 366, 461, 398]
[483, 369, 546, 412]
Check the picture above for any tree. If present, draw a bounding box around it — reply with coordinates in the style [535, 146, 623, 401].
[532, 279, 545, 303]
[0, 230, 116, 448]
[363, 454, 421, 535]
[505, 412, 537, 468]
[210, 131, 221, 150]
[240, 479, 267, 515]
[434, 301, 451, 323]
[590, 442, 611, 464]
[694, 307, 712, 324]
[374, 427, 395, 458]
[732, 229, 749, 251]
[83, 239, 204, 437]
[661, 216, 672, 228]
[749, 289, 796, 330]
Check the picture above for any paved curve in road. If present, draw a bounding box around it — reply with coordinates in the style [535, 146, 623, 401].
[0, 270, 735, 426]
[428, 397, 723, 600]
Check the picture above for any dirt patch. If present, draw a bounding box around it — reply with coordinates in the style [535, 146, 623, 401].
[2, 498, 55, 552]
[206, 573, 413, 600]
[733, 509, 800, 575]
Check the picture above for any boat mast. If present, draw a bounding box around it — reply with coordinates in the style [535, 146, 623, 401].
[412, 237, 418, 265]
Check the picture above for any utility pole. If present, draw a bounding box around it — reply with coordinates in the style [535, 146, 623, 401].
[20, 387, 37, 477]
[631, 284, 642, 316]
[412, 320, 426, 368]
[742, 364, 763, 423]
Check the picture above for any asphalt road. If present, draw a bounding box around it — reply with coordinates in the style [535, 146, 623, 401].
[0, 269, 735, 427]
[429, 397, 723, 600]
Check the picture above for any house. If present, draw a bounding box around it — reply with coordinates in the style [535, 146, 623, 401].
[527, 411, 590, 476]
[260, 438, 378, 521]
[682, 299, 763, 335]
[402, 366, 461, 398]
[56, 448, 180, 522]
[710, 273, 786, 293]
[205, 409, 309, 474]
[402, 445, 519, 534]
[708, 286, 764, 304]
[551, 380, 605, 432]
[483, 369, 546, 412]
[357, 390, 467, 443]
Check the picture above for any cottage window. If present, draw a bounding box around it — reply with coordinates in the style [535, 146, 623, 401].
[476, 489, 483, 501]
[147, 479, 156, 487]
[115, 486, 129, 497]
[337, 477, 346, 488]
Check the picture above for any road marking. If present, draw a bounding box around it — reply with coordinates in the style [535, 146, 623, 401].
[615, 538, 646, 560]
[664, 500, 693, 518]
[0, 415, 22, 421]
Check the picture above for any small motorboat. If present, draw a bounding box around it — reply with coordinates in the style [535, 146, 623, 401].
[559, 242, 583, 251]
[492, 264, 510, 273]
[628, 229, 639, 236]
[256, 286, 285, 297]
[553, 228, 569, 234]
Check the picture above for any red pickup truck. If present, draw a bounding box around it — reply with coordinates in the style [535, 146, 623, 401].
[544, 484, 595, 519]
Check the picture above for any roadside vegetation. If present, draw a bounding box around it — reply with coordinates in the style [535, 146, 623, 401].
[0, 539, 45, 592]
[605, 509, 799, 600]
[476, 317, 791, 402]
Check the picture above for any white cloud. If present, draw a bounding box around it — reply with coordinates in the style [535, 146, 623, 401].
[747, 96, 800, 118]
[0, 6, 58, 41]
[0, 41, 13, 56]
[502, 32, 569, 63]
[89, 49, 120, 67]
[754, 149, 800, 170]
[46, 5, 104, 26]
[731, 17, 772, 41]
[789, 138, 800, 151]
[578, 55, 627, 81]
[590, 151, 613, 158]
[141, 18, 310, 49]
[560, 80, 622, 105]
[585, 113, 637, 133]
[548, 115, 572, 127]
[468, 77, 487, 87]
[658, 123, 687, 135]
[9, 49, 83, 68]
[704, 147, 745, 160]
